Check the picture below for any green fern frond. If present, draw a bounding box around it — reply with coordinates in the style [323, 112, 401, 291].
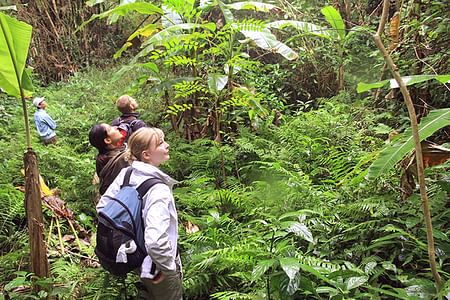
[233, 19, 266, 32]
[164, 55, 197, 67]
[174, 80, 208, 99]
[211, 290, 260, 300]
[298, 254, 342, 274]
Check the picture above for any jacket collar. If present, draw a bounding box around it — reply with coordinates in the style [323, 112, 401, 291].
[131, 161, 178, 187]
[121, 112, 140, 118]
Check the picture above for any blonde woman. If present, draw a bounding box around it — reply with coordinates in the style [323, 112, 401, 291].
[97, 127, 182, 299]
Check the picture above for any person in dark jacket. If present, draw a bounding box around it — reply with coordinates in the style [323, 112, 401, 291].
[88, 123, 129, 194]
[111, 95, 147, 144]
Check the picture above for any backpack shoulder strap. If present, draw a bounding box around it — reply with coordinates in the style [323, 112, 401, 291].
[136, 178, 164, 199]
[129, 119, 138, 127]
[121, 167, 133, 188]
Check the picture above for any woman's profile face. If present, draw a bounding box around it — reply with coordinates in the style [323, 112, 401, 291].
[144, 135, 170, 167]
[102, 124, 122, 146]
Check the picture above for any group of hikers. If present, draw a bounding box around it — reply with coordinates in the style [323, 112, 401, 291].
[31, 95, 182, 299]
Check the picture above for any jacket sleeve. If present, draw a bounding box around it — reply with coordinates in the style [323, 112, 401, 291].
[43, 113, 57, 130]
[96, 169, 125, 212]
[143, 184, 176, 273]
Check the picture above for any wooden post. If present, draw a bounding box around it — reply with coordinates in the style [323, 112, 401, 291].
[24, 150, 50, 279]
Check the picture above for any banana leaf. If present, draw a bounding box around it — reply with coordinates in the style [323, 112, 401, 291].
[321, 6, 345, 40]
[200, 0, 233, 23]
[237, 27, 298, 60]
[267, 20, 333, 39]
[208, 74, 228, 94]
[367, 108, 450, 180]
[226, 1, 280, 12]
[357, 74, 450, 93]
[0, 12, 33, 97]
[77, 2, 163, 31]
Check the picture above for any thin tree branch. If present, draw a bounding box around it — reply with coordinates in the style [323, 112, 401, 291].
[373, 0, 442, 289]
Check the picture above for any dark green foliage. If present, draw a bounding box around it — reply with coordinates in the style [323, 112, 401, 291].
[1, 0, 449, 298]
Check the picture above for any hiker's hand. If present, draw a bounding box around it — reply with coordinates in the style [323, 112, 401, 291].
[152, 272, 166, 284]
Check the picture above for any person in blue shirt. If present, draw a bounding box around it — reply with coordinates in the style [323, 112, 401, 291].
[33, 97, 57, 145]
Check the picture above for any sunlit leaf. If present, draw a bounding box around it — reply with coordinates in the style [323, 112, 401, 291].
[0, 5, 17, 11]
[367, 108, 450, 179]
[0, 12, 33, 98]
[237, 27, 298, 60]
[321, 6, 345, 40]
[251, 259, 275, 279]
[280, 257, 301, 294]
[227, 2, 280, 13]
[282, 221, 314, 243]
[200, 0, 233, 23]
[382, 261, 397, 272]
[162, 4, 183, 28]
[208, 73, 228, 93]
[142, 62, 159, 74]
[86, 0, 106, 6]
[346, 276, 368, 290]
[136, 23, 216, 60]
[77, 2, 163, 31]
[357, 74, 450, 93]
[267, 20, 333, 38]
[280, 257, 300, 279]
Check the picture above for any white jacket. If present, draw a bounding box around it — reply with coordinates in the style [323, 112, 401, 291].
[97, 161, 179, 276]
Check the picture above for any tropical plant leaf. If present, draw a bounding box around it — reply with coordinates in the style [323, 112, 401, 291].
[77, 2, 163, 31]
[237, 27, 298, 60]
[200, 0, 234, 23]
[280, 257, 301, 294]
[345, 276, 368, 290]
[357, 74, 450, 93]
[367, 108, 450, 179]
[149, 76, 200, 94]
[136, 23, 216, 60]
[162, 4, 184, 28]
[226, 2, 280, 13]
[21, 67, 34, 93]
[208, 74, 228, 93]
[0, 12, 33, 98]
[251, 258, 275, 280]
[281, 221, 314, 243]
[86, 0, 106, 6]
[280, 257, 300, 280]
[320, 6, 345, 40]
[267, 20, 333, 38]
[0, 5, 17, 11]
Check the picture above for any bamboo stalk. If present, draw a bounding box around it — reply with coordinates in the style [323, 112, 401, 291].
[68, 219, 83, 252]
[373, 0, 442, 288]
[55, 217, 65, 254]
[47, 217, 54, 246]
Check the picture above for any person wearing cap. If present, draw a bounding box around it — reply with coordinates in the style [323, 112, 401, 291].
[33, 97, 57, 145]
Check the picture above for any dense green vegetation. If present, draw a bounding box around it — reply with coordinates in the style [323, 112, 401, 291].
[0, 0, 449, 299]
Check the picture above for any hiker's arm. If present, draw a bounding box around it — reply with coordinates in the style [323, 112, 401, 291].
[43, 114, 57, 129]
[144, 185, 176, 273]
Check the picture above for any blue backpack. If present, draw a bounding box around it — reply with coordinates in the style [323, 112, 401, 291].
[95, 167, 163, 277]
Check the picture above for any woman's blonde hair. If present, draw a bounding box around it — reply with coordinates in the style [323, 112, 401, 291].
[126, 127, 164, 161]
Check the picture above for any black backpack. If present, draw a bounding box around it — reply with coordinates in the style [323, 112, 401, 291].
[114, 117, 146, 142]
[95, 167, 163, 277]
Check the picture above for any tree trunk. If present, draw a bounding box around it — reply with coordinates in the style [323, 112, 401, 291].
[24, 150, 50, 280]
